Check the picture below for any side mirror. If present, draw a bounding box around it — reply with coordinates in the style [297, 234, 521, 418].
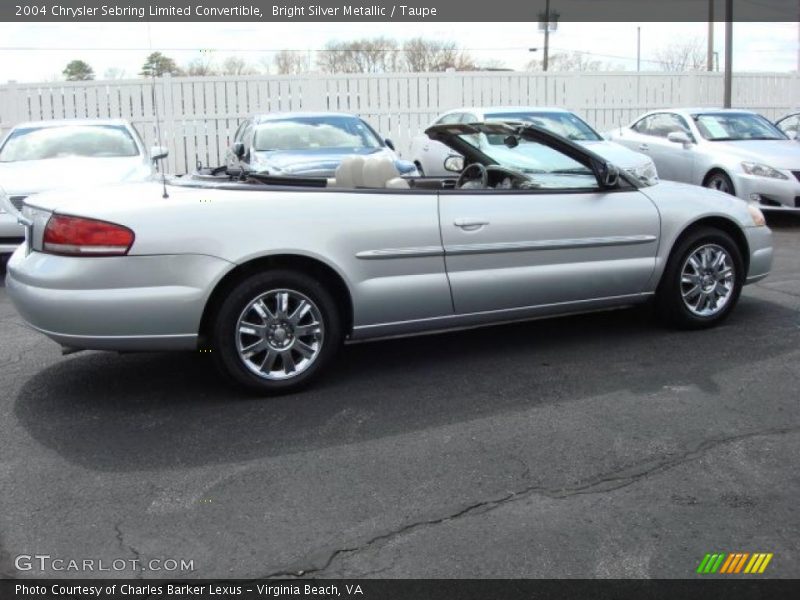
[384, 138, 396, 151]
[232, 142, 246, 159]
[150, 145, 168, 161]
[444, 155, 465, 173]
[667, 131, 692, 146]
[601, 163, 620, 188]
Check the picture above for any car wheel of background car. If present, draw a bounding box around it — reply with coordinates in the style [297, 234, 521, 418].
[704, 170, 735, 196]
[655, 227, 744, 329]
[211, 270, 343, 394]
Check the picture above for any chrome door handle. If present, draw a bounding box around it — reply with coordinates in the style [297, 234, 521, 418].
[454, 218, 489, 230]
[638, 144, 649, 151]
[423, 144, 429, 151]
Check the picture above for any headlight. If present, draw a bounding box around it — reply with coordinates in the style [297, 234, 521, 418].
[747, 204, 766, 227]
[741, 161, 788, 179]
[627, 161, 659, 185]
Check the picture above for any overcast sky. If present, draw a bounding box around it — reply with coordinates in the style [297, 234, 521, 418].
[0, 21, 796, 82]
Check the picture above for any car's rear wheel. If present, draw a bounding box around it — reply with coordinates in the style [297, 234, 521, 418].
[211, 270, 343, 394]
[655, 227, 744, 329]
[704, 170, 735, 196]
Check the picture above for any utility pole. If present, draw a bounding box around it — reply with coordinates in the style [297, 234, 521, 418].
[723, 0, 733, 108]
[637, 26, 641, 71]
[543, 0, 551, 72]
[707, 0, 714, 71]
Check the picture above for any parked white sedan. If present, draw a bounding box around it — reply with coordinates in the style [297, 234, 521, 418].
[0, 119, 166, 255]
[410, 106, 658, 185]
[608, 108, 800, 211]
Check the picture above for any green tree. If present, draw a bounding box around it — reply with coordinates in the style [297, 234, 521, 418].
[62, 60, 94, 81]
[140, 52, 182, 78]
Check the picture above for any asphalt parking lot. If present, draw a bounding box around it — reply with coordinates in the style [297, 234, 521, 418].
[0, 217, 798, 580]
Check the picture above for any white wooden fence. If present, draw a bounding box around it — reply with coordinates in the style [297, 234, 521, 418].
[1, 71, 799, 174]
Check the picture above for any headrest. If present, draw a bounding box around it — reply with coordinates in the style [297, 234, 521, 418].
[362, 156, 402, 188]
[333, 155, 366, 188]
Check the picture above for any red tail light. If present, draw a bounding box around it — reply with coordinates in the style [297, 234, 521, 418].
[43, 215, 135, 256]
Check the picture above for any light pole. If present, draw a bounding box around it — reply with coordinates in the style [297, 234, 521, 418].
[538, 0, 559, 72]
[723, 0, 733, 108]
[707, 0, 714, 72]
[637, 26, 641, 72]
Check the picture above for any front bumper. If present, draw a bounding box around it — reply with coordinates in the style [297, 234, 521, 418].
[734, 173, 800, 210]
[744, 225, 773, 284]
[5, 247, 233, 351]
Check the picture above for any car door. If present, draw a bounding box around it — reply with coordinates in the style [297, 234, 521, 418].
[419, 113, 464, 176]
[639, 112, 697, 182]
[439, 146, 660, 314]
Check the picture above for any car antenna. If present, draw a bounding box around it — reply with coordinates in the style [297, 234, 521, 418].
[147, 23, 169, 199]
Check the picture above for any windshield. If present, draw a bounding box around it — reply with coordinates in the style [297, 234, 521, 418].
[484, 111, 603, 141]
[254, 116, 383, 152]
[693, 113, 786, 141]
[460, 133, 599, 189]
[0, 124, 139, 162]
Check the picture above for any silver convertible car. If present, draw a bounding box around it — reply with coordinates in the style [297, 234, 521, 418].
[3, 122, 773, 394]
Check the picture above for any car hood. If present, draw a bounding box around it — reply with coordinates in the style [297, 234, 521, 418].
[577, 140, 651, 169]
[0, 156, 151, 196]
[251, 147, 394, 176]
[707, 140, 800, 169]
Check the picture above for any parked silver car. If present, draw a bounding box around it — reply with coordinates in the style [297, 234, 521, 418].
[775, 112, 800, 139]
[410, 106, 658, 185]
[0, 119, 166, 255]
[4, 121, 772, 394]
[223, 112, 417, 178]
[608, 108, 800, 210]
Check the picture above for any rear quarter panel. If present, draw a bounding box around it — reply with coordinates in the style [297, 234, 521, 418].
[27, 183, 453, 329]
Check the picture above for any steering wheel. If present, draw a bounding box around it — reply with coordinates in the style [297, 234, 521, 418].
[456, 163, 488, 189]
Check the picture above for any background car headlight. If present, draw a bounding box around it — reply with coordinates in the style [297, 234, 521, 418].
[741, 161, 788, 179]
[627, 160, 659, 186]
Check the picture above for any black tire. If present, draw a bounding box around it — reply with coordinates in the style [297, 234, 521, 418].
[655, 227, 745, 329]
[211, 270, 343, 394]
[704, 170, 735, 196]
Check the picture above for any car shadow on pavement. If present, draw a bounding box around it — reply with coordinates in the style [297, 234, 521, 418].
[12, 295, 800, 472]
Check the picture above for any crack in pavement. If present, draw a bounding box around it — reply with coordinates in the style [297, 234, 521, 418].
[114, 521, 144, 579]
[259, 425, 800, 579]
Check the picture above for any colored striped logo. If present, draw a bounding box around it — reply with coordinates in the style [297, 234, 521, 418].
[696, 552, 773, 574]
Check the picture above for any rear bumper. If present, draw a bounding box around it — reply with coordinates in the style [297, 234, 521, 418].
[744, 225, 773, 284]
[5, 248, 233, 351]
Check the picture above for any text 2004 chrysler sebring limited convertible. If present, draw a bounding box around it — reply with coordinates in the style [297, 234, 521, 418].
[4, 122, 773, 394]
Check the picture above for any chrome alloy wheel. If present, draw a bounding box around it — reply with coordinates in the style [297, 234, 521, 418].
[706, 175, 732, 194]
[680, 244, 735, 317]
[235, 289, 324, 380]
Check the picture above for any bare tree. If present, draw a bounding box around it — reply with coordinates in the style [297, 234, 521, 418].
[221, 56, 258, 76]
[185, 54, 217, 76]
[273, 50, 310, 75]
[526, 51, 603, 72]
[317, 37, 399, 73]
[400, 37, 484, 71]
[655, 38, 706, 71]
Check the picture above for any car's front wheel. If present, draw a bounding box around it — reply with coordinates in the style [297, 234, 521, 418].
[211, 270, 343, 394]
[704, 171, 735, 196]
[655, 227, 744, 329]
